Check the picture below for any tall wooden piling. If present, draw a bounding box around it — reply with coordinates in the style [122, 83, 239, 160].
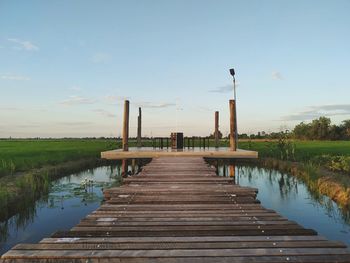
[131, 159, 136, 175]
[137, 107, 142, 147]
[122, 100, 130, 151]
[215, 111, 219, 147]
[229, 99, 237, 151]
[122, 159, 128, 177]
[229, 164, 235, 178]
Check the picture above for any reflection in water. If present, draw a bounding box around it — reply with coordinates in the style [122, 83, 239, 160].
[0, 160, 151, 255]
[206, 159, 350, 246]
[0, 159, 151, 255]
[1, 158, 349, 254]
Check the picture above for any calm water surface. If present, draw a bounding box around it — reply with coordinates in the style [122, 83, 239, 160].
[215, 162, 350, 246]
[0, 165, 122, 255]
[1, 161, 349, 256]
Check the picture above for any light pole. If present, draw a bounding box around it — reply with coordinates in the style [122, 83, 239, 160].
[229, 68, 238, 149]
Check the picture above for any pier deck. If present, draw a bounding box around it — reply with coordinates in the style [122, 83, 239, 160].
[1, 157, 349, 262]
[101, 147, 258, 159]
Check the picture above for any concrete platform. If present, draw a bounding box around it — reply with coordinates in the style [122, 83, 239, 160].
[101, 147, 258, 159]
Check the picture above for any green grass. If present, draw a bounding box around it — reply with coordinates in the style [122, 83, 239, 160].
[0, 139, 119, 177]
[1, 138, 349, 177]
[239, 140, 350, 160]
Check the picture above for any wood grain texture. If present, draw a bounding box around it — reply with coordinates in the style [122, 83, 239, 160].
[1, 157, 349, 262]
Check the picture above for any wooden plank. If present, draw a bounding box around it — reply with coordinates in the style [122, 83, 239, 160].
[40, 235, 329, 243]
[2, 156, 349, 263]
[3, 248, 350, 257]
[14, 240, 347, 250]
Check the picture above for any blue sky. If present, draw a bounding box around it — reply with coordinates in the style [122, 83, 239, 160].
[1, 0, 349, 137]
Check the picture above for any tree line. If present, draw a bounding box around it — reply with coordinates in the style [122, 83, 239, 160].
[239, 117, 350, 140]
[293, 117, 350, 140]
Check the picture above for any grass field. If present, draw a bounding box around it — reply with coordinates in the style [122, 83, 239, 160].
[0, 139, 119, 177]
[1, 139, 349, 177]
[239, 140, 350, 160]
[0, 138, 349, 219]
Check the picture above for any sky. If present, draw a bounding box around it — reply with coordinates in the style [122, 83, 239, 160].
[0, 0, 349, 138]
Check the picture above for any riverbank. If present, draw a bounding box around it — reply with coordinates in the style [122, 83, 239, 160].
[251, 158, 350, 208]
[0, 157, 119, 222]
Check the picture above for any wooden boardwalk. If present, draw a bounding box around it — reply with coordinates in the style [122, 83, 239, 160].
[1, 157, 349, 262]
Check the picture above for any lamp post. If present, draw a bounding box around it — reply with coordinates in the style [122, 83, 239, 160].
[229, 68, 238, 149]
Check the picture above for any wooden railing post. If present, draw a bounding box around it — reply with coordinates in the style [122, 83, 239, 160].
[215, 111, 219, 148]
[229, 100, 237, 151]
[122, 100, 130, 151]
[137, 107, 142, 147]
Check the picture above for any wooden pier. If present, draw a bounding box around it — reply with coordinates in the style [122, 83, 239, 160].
[101, 147, 258, 159]
[1, 157, 349, 262]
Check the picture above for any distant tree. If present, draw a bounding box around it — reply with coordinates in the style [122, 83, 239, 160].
[329, 125, 343, 140]
[293, 122, 311, 140]
[209, 130, 223, 139]
[238, 133, 249, 139]
[310, 117, 331, 140]
[341, 120, 350, 139]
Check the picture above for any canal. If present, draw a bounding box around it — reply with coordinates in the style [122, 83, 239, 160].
[0, 160, 349, 255]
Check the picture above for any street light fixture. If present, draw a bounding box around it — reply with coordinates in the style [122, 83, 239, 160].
[229, 68, 238, 148]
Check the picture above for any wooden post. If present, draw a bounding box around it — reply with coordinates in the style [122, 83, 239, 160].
[131, 159, 136, 175]
[215, 111, 219, 148]
[229, 164, 235, 178]
[122, 100, 130, 151]
[122, 159, 128, 177]
[160, 138, 163, 149]
[137, 107, 142, 147]
[229, 100, 237, 151]
[192, 136, 195, 148]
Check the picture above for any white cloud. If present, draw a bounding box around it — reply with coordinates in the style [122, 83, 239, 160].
[0, 73, 30, 81]
[281, 104, 350, 121]
[209, 83, 239, 93]
[93, 109, 116, 118]
[272, 71, 283, 80]
[7, 38, 39, 51]
[59, 96, 96, 106]
[104, 95, 130, 104]
[136, 101, 176, 109]
[91, 52, 111, 63]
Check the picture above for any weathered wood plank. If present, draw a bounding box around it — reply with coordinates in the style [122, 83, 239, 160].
[1, 157, 348, 263]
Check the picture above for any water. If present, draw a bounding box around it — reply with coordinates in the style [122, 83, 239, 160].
[1, 160, 349, 256]
[213, 161, 350, 246]
[0, 165, 122, 255]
